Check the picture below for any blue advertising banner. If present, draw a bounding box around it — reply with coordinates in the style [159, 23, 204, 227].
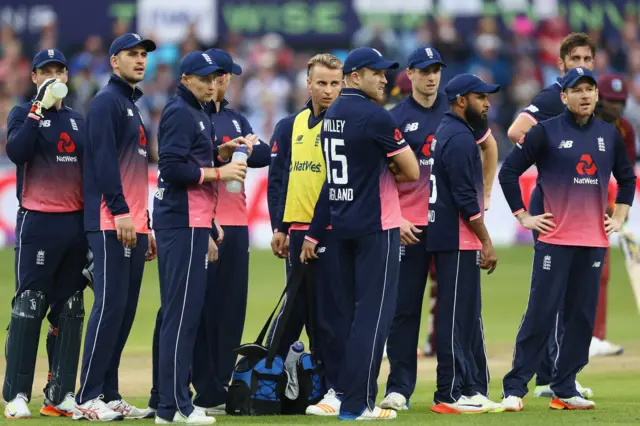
[2, 0, 639, 51]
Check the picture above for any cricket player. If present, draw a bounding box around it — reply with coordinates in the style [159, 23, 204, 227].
[191, 48, 271, 415]
[506, 32, 596, 398]
[3, 49, 86, 419]
[266, 53, 346, 416]
[425, 74, 500, 414]
[591, 73, 636, 357]
[76, 33, 157, 421]
[302, 46, 420, 420]
[152, 50, 249, 425]
[381, 46, 499, 412]
[499, 67, 636, 411]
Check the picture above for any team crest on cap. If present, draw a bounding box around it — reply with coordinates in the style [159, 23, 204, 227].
[202, 53, 213, 64]
[132, 33, 142, 41]
[612, 78, 623, 92]
[48, 49, 55, 57]
[425, 48, 433, 58]
[576, 67, 584, 75]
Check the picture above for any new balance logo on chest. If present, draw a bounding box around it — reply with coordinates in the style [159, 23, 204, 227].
[559, 140, 573, 149]
[404, 122, 419, 132]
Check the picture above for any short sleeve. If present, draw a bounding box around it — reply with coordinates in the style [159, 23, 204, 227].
[369, 108, 410, 157]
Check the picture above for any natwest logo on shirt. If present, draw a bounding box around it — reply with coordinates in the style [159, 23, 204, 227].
[56, 132, 78, 163]
[574, 154, 598, 185]
[291, 160, 321, 173]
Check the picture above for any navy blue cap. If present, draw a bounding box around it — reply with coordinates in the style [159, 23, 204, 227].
[179, 51, 223, 77]
[407, 46, 446, 69]
[444, 73, 500, 101]
[343, 47, 399, 74]
[562, 67, 597, 90]
[109, 33, 156, 57]
[32, 49, 67, 71]
[204, 49, 242, 75]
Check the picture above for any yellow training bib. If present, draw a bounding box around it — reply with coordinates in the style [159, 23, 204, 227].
[283, 109, 325, 224]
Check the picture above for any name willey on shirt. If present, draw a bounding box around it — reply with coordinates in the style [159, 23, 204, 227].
[323, 118, 354, 202]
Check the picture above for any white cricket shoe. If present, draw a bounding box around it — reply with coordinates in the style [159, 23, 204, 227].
[550, 396, 595, 410]
[501, 395, 524, 412]
[41, 392, 76, 417]
[193, 404, 225, 416]
[107, 398, 155, 419]
[305, 389, 341, 416]
[467, 393, 504, 413]
[380, 392, 408, 411]
[431, 396, 488, 414]
[533, 385, 553, 398]
[73, 396, 124, 421]
[589, 337, 623, 357]
[576, 381, 593, 399]
[339, 406, 397, 420]
[5, 393, 31, 419]
[155, 410, 215, 424]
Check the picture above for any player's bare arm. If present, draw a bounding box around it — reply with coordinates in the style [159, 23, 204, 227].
[507, 113, 536, 144]
[479, 133, 498, 210]
[390, 148, 420, 182]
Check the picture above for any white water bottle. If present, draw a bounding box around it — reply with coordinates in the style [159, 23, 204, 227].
[284, 341, 304, 399]
[51, 81, 68, 100]
[225, 146, 248, 193]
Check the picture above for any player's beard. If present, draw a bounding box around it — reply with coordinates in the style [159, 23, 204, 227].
[464, 105, 488, 129]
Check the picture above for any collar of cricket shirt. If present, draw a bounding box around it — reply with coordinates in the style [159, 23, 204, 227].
[407, 90, 444, 112]
[563, 107, 595, 130]
[305, 97, 326, 128]
[443, 111, 475, 133]
[340, 88, 370, 100]
[177, 83, 206, 110]
[109, 73, 144, 102]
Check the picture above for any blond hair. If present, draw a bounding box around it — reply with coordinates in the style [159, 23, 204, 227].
[307, 53, 343, 77]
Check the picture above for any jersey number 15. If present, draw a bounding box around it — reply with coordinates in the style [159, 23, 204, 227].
[324, 138, 348, 184]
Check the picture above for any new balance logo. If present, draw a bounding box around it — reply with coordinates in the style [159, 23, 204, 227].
[36, 250, 45, 266]
[30, 299, 37, 311]
[525, 104, 539, 113]
[542, 255, 551, 271]
[559, 140, 573, 149]
[317, 247, 326, 254]
[39, 120, 51, 128]
[404, 122, 419, 132]
[127, 108, 134, 117]
[592, 261, 601, 268]
[598, 137, 605, 152]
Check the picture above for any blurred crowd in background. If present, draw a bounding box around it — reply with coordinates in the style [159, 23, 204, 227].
[2, 14, 640, 163]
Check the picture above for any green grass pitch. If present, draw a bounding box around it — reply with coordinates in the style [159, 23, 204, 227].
[0, 245, 639, 425]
